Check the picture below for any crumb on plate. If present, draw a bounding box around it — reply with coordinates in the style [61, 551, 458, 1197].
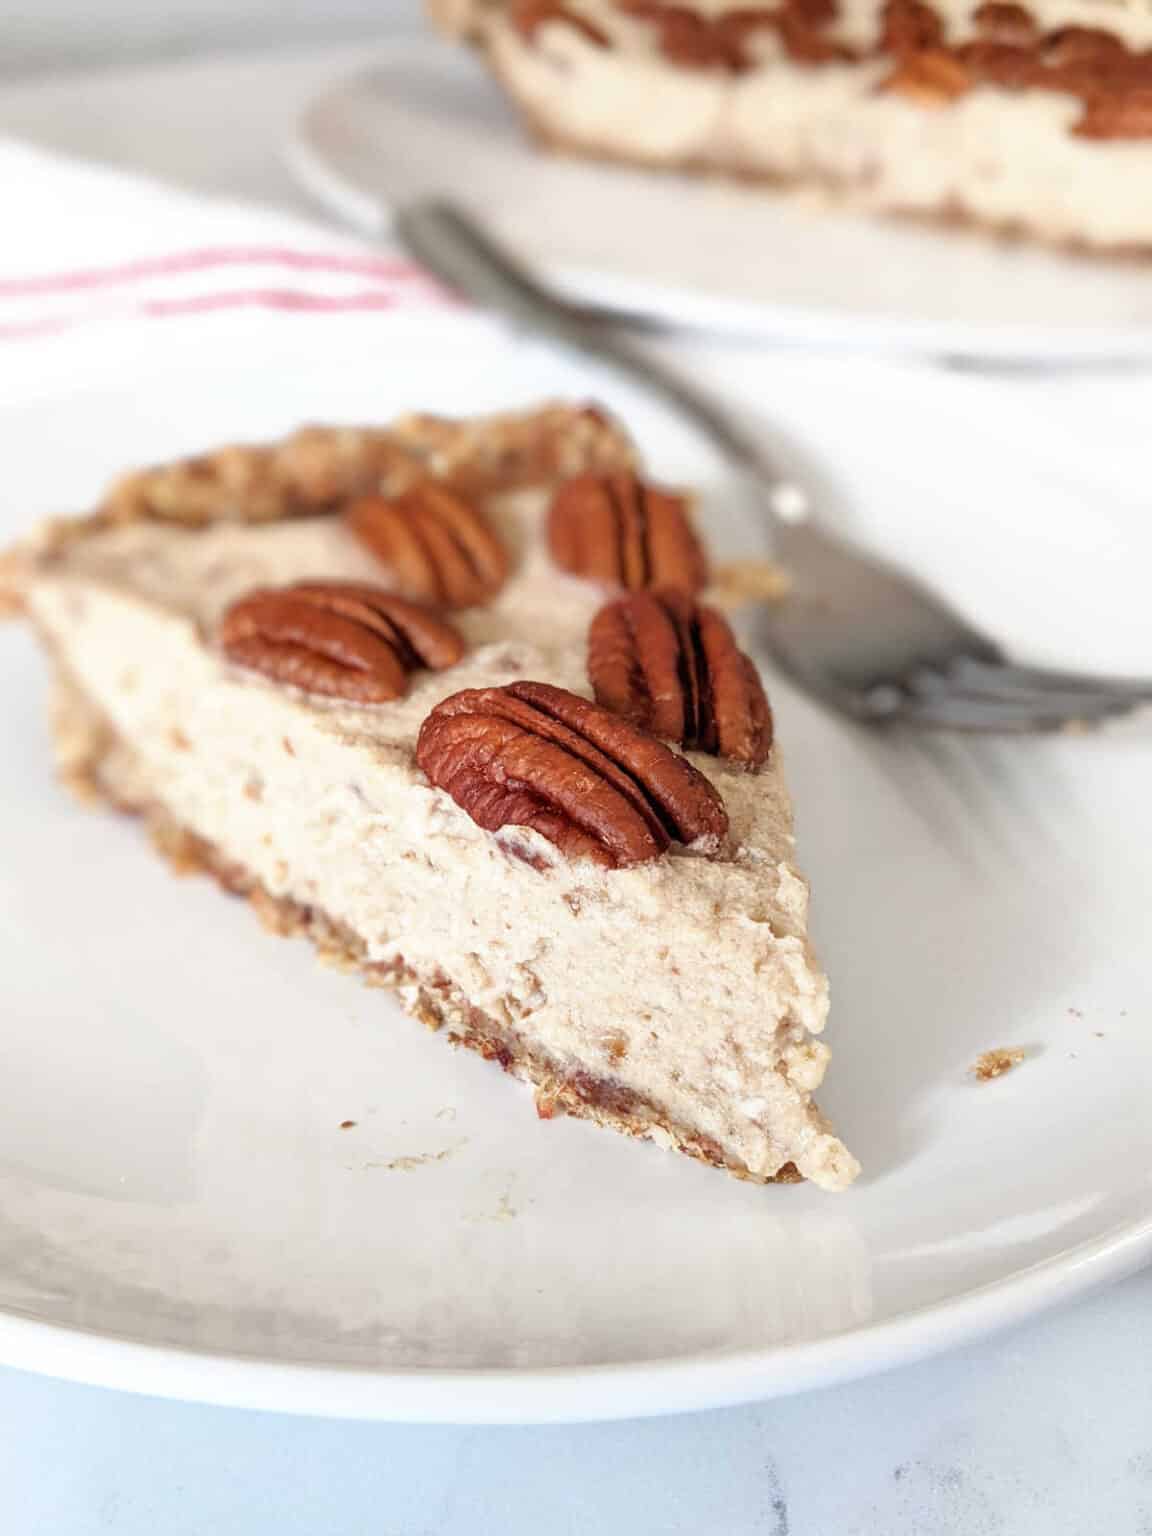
[971, 1047, 1027, 1082]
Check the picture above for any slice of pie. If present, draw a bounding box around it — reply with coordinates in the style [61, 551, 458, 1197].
[432, 0, 1152, 252]
[2, 403, 858, 1190]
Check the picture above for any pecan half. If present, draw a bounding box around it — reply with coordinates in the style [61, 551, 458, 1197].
[620, 0, 847, 69]
[971, 2, 1037, 46]
[1076, 86, 1152, 139]
[512, 0, 610, 44]
[344, 482, 508, 609]
[1040, 24, 1129, 72]
[219, 581, 465, 703]
[548, 473, 708, 594]
[416, 680, 728, 868]
[622, 2, 749, 69]
[954, 39, 1035, 88]
[879, 0, 943, 51]
[773, 9, 854, 63]
[881, 48, 971, 103]
[588, 590, 773, 768]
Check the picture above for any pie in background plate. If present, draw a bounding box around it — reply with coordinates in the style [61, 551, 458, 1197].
[1, 402, 858, 1191]
[431, 0, 1152, 251]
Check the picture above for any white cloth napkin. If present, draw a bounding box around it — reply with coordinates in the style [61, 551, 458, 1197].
[0, 140, 445, 356]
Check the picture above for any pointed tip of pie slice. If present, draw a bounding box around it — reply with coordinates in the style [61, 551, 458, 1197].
[796, 1126, 861, 1191]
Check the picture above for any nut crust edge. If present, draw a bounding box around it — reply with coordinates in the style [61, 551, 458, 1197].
[0, 402, 635, 617]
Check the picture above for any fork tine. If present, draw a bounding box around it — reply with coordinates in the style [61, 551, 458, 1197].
[906, 666, 1143, 725]
[896, 688, 1132, 732]
[952, 658, 1152, 703]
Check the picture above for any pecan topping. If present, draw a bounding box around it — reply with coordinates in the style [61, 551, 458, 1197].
[879, 0, 942, 53]
[623, 1, 749, 69]
[618, 0, 847, 70]
[548, 473, 709, 594]
[513, 0, 610, 44]
[971, 2, 1037, 46]
[1077, 85, 1152, 138]
[954, 39, 1035, 88]
[1041, 24, 1129, 72]
[416, 680, 728, 868]
[588, 590, 773, 767]
[219, 581, 465, 703]
[772, 7, 853, 64]
[592, 0, 1152, 140]
[344, 482, 508, 609]
[875, 1, 1152, 136]
[882, 47, 970, 102]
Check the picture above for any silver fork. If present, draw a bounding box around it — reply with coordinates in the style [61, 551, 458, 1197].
[394, 198, 1152, 732]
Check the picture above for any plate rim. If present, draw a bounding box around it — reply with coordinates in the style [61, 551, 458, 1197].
[1, 1218, 1149, 1421]
[288, 47, 1152, 366]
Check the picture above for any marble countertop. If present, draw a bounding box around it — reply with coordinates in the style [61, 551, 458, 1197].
[2, 38, 1150, 1534]
[2, 1271, 1150, 1533]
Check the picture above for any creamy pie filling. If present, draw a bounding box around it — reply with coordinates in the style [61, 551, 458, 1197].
[26, 490, 858, 1190]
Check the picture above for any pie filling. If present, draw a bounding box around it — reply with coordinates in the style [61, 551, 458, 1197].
[47, 667, 808, 1183]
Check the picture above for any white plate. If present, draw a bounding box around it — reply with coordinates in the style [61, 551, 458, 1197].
[2, 314, 1151, 1422]
[291, 38, 1152, 363]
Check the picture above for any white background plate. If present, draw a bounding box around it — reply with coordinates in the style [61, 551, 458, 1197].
[1, 312, 1151, 1421]
[291, 38, 1152, 362]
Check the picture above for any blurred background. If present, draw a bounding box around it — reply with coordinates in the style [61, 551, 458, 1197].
[1, 0, 415, 75]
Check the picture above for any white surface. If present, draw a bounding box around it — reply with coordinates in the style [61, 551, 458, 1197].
[2, 307, 1151, 1419]
[293, 39, 1152, 362]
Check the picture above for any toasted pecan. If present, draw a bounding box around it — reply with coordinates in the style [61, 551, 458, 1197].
[548, 472, 708, 595]
[879, 0, 943, 53]
[971, 1, 1037, 46]
[512, 0, 610, 44]
[345, 482, 508, 609]
[1076, 85, 1152, 138]
[416, 680, 727, 867]
[877, 1, 1152, 135]
[506, 0, 1152, 141]
[621, 1, 749, 68]
[882, 46, 971, 102]
[588, 590, 773, 767]
[219, 581, 465, 703]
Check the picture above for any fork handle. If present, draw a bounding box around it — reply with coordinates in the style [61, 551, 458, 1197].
[394, 198, 779, 485]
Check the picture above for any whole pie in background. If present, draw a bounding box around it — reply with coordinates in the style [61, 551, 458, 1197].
[431, 0, 1152, 251]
